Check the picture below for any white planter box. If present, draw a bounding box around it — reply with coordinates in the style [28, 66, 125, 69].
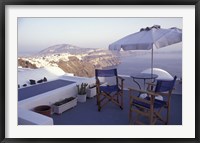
[53, 97, 77, 114]
[77, 94, 87, 102]
[87, 87, 96, 98]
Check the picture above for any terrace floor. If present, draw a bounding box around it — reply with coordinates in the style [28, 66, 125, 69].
[52, 90, 182, 125]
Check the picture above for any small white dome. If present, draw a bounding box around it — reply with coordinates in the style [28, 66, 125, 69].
[141, 68, 173, 80]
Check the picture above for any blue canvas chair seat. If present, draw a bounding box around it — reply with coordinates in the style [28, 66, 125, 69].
[133, 96, 166, 109]
[95, 69, 124, 111]
[99, 85, 120, 93]
[129, 76, 177, 125]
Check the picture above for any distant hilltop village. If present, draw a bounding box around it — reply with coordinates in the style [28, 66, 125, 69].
[18, 44, 121, 77]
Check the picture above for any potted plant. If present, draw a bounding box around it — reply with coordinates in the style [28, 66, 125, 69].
[52, 97, 77, 114]
[34, 105, 52, 117]
[77, 83, 88, 102]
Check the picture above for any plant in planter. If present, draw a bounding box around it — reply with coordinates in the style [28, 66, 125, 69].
[77, 83, 88, 102]
[52, 97, 77, 114]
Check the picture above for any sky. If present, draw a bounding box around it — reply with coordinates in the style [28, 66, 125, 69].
[18, 17, 182, 55]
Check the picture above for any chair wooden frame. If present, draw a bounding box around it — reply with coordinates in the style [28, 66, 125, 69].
[95, 69, 125, 112]
[129, 82, 174, 125]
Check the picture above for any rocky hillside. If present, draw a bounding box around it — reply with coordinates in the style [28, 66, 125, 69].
[18, 58, 37, 69]
[37, 44, 93, 56]
[18, 44, 120, 77]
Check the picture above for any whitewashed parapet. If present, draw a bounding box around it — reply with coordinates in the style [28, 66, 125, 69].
[18, 108, 53, 125]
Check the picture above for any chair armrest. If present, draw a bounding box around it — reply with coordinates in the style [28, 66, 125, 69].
[146, 82, 156, 86]
[129, 88, 170, 97]
[129, 87, 160, 97]
[152, 91, 172, 97]
[89, 81, 107, 88]
[128, 87, 147, 94]
[117, 76, 125, 81]
[128, 88, 151, 105]
[117, 76, 125, 90]
[129, 94, 151, 105]
[146, 82, 156, 91]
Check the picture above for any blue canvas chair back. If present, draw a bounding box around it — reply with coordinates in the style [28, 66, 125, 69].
[95, 69, 118, 77]
[155, 76, 177, 92]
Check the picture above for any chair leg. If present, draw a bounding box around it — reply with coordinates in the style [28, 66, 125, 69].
[117, 93, 119, 102]
[166, 106, 170, 125]
[149, 107, 154, 125]
[97, 94, 101, 112]
[134, 112, 141, 125]
[129, 109, 132, 124]
[97, 91, 124, 111]
[121, 91, 124, 109]
[96, 94, 98, 105]
[98, 103, 101, 111]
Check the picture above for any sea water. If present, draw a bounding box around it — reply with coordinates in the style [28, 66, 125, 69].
[116, 51, 182, 78]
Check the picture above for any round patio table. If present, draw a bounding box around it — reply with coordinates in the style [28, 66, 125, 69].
[130, 73, 158, 90]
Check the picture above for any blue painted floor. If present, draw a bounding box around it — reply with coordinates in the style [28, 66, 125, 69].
[52, 90, 182, 125]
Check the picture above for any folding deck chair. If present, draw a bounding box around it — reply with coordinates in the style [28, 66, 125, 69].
[129, 76, 177, 125]
[95, 69, 124, 112]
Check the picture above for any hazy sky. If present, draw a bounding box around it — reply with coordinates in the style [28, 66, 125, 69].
[18, 17, 182, 55]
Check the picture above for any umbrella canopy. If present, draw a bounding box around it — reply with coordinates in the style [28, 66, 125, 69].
[109, 25, 182, 74]
[109, 25, 182, 51]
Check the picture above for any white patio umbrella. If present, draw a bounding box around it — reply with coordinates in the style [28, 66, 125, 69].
[109, 25, 182, 75]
